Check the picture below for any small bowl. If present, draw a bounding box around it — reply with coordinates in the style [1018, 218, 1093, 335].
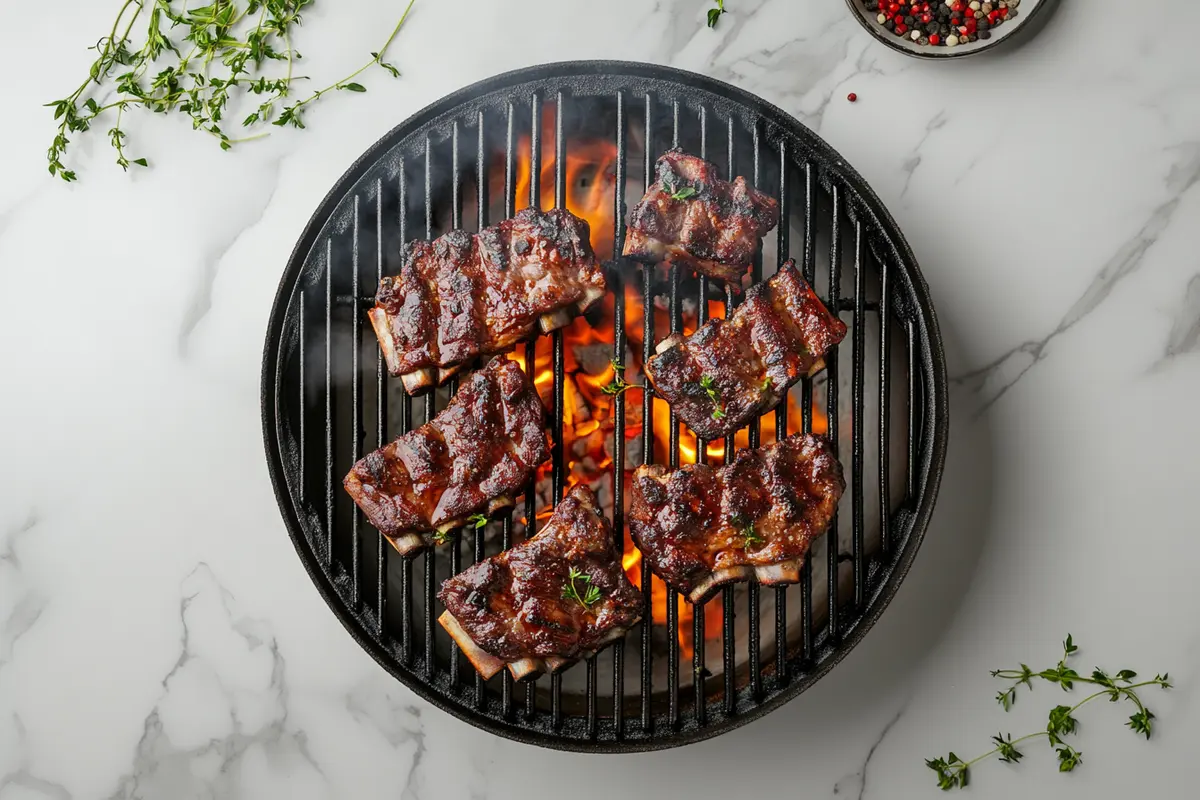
[845, 0, 1061, 59]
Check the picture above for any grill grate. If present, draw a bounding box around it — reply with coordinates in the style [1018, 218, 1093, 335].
[262, 62, 948, 751]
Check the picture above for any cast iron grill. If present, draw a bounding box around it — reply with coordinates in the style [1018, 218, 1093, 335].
[262, 62, 948, 751]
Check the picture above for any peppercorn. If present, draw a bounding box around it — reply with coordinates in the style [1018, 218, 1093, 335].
[860, 0, 1015, 47]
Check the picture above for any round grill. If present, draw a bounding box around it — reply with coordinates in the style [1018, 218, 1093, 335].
[261, 61, 948, 751]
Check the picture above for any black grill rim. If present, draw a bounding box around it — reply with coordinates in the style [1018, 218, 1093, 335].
[261, 60, 949, 752]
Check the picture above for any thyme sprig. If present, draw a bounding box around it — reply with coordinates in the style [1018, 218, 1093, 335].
[562, 567, 601, 610]
[46, 0, 414, 181]
[601, 358, 645, 397]
[707, 0, 727, 28]
[927, 635, 1171, 790]
[699, 374, 726, 420]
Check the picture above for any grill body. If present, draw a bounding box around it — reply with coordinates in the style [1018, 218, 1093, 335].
[261, 61, 948, 751]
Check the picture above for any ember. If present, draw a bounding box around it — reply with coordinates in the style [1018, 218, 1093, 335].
[505, 126, 828, 660]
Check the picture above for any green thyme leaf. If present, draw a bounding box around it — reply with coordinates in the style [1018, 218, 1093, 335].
[706, 0, 726, 28]
[46, 0, 417, 181]
[697, 374, 725, 419]
[1056, 746, 1083, 772]
[562, 566, 602, 610]
[1127, 709, 1155, 739]
[738, 522, 763, 549]
[993, 734, 1023, 764]
[925, 635, 1170, 790]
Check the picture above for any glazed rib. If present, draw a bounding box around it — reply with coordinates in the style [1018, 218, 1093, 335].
[629, 434, 845, 604]
[343, 359, 549, 557]
[622, 148, 779, 282]
[438, 485, 642, 680]
[644, 260, 846, 440]
[369, 207, 607, 394]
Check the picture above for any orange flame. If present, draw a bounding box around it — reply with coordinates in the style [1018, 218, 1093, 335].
[507, 133, 829, 661]
[513, 129, 619, 260]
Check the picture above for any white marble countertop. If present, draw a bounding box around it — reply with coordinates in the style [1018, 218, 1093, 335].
[3, 1, 1200, 798]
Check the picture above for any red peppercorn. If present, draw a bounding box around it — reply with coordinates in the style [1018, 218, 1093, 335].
[929, 33, 940, 44]
[847, 92, 858, 103]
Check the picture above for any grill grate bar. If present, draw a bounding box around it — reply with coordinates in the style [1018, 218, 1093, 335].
[610, 89, 627, 739]
[551, 90, 567, 731]
[879, 254, 892, 558]
[398, 161, 414, 667]
[500, 101, 517, 719]
[721, 115, 737, 717]
[825, 185, 843, 641]
[773, 139, 790, 685]
[299, 301, 305, 505]
[448, 121, 463, 688]
[423, 136, 436, 678]
[906, 319, 918, 503]
[851, 222, 866, 609]
[747, 119, 763, 701]
[501, 508, 514, 716]
[666, 98, 682, 731]
[586, 659, 598, 738]
[524, 337, 538, 721]
[692, 103, 709, 728]
[638, 91, 655, 732]
[325, 239, 334, 568]
[473, 111, 489, 708]
[799, 162, 815, 667]
[667, 258, 681, 729]
[525, 92, 542, 721]
[375, 180, 388, 638]
[351, 196, 362, 607]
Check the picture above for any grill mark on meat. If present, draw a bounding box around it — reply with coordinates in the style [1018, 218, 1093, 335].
[438, 485, 642, 680]
[644, 260, 847, 440]
[370, 207, 606, 392]
[628, 434, 845, 604]
[343, 359, 550, 557]
[622, 148, 779, 282]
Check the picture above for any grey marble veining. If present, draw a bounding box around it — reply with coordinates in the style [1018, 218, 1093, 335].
[2, 1, 1200, 798]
